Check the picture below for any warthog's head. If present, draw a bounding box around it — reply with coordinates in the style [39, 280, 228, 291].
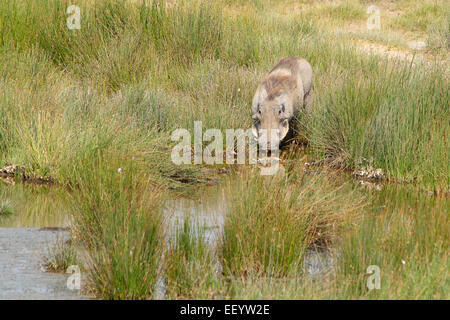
[252, 96, 291, 153]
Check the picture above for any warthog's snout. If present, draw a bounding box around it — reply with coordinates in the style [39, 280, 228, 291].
[252, 127, 282, 154]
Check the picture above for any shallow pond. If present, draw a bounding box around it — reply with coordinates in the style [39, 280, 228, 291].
[1, 170, 447, 298]
[0, 181, 71, 228]
[0, 180, 86, 299]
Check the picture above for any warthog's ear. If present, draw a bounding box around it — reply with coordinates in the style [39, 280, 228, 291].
[280, 119, 289, 140]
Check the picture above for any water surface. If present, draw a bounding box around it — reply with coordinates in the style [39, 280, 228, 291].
[1, 170, 447, 293]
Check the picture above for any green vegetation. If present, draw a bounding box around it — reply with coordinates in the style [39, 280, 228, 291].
[1, 0, 447, 190]
[165, 216, 222, 299]
[0, 199, 13, 216]
[304, 60, 448, 190]
[334, 186, 449, 299]
[165, 173, 449, 299]
[0, 0, 447, 299]
[391, 2, 449, 33]
[69, 158, 164, 299]
[221, 168, 361, 277]
[44, 237, 78, 272]
[0, 183, 70, 227]
[313, 0, 366, 22]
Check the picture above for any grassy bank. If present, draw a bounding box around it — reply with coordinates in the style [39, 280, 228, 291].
[334, 186, 449, 299]
[1, 0, 448, 190]
[0, 0, 448, 299]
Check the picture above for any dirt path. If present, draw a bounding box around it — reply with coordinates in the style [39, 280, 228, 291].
[0, 228, 88, 300]
[353, 38, 448, 68]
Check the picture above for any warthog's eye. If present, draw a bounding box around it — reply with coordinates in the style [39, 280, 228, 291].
[256, 103, 262, 115]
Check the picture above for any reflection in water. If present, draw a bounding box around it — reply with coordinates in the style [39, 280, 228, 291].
[0, 181, 71, 228]
[163, 177, 336, 276]
[0, 181, 86, 299]
[163, 183, 227, 247]
[2, 170, 444, 278]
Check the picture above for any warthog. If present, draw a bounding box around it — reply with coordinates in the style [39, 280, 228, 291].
[251, 57, 313, 152]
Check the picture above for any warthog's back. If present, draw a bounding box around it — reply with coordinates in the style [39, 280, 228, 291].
[253, 57, 313, 117]
[266, 57, 312, 111]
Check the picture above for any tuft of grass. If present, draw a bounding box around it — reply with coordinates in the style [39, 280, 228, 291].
[0, 199, 13, 216]
[165, 216, 223, 299]
[44, 237, 78, 272]
[69, 157, 165, 299]
[222, 184, 449, 299]
[221, 167, 362, 277]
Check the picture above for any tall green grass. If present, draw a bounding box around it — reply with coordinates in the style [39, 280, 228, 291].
[143, 1, 223, 64]
[391, 1, 449, 32]
[0, 46, 203, 187]
[303, 59, 449, 190]
[333, 186, 449, 299]
[70, 157, 164, 299]
[312, 0, 365, 22]
[0, 0, 448, 299]
[217, 182, 449, 299]
[165, 216, 223, 299]
[221, 168, 362, 277]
